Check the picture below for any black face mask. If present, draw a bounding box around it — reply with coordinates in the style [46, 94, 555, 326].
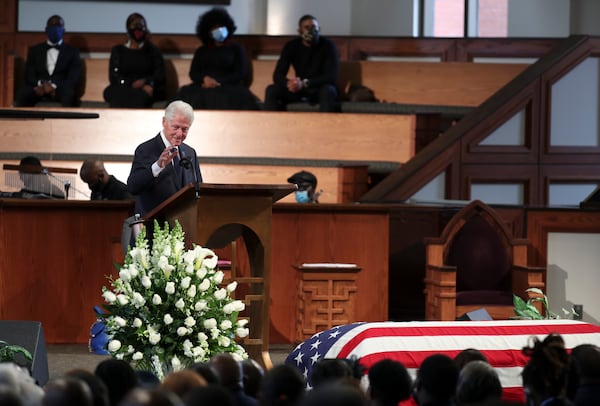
[301, 28, 320, 45]
[127, 26, 146, 42]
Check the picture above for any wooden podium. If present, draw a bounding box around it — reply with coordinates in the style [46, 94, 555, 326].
[145, 183, 294, 367]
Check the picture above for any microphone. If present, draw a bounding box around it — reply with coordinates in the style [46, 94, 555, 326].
[178, 147, 200, 198]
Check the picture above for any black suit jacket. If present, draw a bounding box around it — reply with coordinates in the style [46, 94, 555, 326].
[127, 134, 203, 216]
[24, 42, 81, 91]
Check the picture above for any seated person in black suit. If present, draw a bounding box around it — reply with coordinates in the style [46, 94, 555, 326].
[103, 13, 166, 108]
[175, 8, 259, 110]
[80, 158, 132, 200]
[264, 14, 339, 113]
[19, 156, 65, 199]
[14, 15, 82, 107]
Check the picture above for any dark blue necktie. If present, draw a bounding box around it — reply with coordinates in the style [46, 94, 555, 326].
[173, 154, 183, 186]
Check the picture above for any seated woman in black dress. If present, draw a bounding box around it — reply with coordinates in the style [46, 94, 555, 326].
[176, 8, 259, 110]
[103, 13, 166, 108]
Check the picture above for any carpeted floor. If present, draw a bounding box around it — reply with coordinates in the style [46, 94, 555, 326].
[46, 344, 294, 381]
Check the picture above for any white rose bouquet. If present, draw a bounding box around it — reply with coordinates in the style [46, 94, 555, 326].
[101, 220, 249, 380]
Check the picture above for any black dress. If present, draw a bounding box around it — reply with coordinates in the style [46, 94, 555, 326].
[103, 43, 166, 108]
[176, 42, 259, 110]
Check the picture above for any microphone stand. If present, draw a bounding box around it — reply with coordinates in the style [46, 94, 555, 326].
[179, 149, 200, 199]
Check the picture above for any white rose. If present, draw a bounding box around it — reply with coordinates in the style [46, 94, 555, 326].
[184, 317, 196, 328]
[128, 265, 139, 278]
[203, 318, 217, 329]
[117, 294, 129, 305]
[133, 318, 142, 328]
[214, 288, 227, 301]
[183, 339, 193, 351]
[108, 340, 121, 352]
[119, 268, 131, 282]
[141, 276, 152, 289]
[164, 314, 174, 325]
[197, 332, 208, 343]
[196, 268, 207, 279]
[116, 353, 124, 360]
[198, 279, 210, 292]
[187, 285, 197, 298]
[132, 352, 143, 361]
[165, 282, 176, 295]
[192, 346, 206, 359]
[213, 271, 224, 284]
[237, 319, 249, 327]
[236, 327, 249, 338]
[132, 292, 145, 307]
[210, 328, 220, 339]
[177, 327, 189, 336]
[232, 300, 245, 312]
[181, 276, 191, 289]
[149, 332, 161, 345]
[103, 291, 117, 304]
[175, 298, 185, 309]
[194, 300, 207, 312]
[226, 281, 238, 292]
[127, 345, 134, 354]
[217, 336, 231, 347]
[220, 320, 232, 330]
[223, 303, 234, 315]
[114, 316, 127, 327]
[152, 294, 162, 305]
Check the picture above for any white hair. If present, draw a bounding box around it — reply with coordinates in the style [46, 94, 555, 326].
[164, 100, 194, 124]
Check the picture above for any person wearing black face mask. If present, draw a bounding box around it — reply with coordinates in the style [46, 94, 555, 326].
[174, 7, 260, 110]
[14, 15, 82, 107]
[103, 13, 166, 108]
[80, 158, 132, 201]
[264, 14, 340, 112]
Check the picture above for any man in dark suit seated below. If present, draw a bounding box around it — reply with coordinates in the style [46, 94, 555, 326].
[18, 156, 65, 199]
[264, 14, 339, 113]
[80, 158, 132, 201]
[13, 15, 82, 107]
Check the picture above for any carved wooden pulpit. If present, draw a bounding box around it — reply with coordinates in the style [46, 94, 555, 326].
[145, 183, 294, 367]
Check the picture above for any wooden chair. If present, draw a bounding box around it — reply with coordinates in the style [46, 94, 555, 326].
[424, 200, 545, 321]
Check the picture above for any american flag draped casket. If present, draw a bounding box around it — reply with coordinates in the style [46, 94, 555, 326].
[285, 319, 600, 402]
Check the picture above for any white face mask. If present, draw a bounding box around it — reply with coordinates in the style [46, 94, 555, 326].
[211, 26, 228, 43]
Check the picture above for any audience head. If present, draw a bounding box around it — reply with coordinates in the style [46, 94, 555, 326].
[454, 348, 489, 370]
[163, 100, 194, 147]
[45, 15, 65, 44]
[184, 385, 235, 406]
[367, 359, 412, 406]
[521, 333, 569, 405]
[566, 343, 600, 400]
[160, 369, 207, 399]
[0, 384, 23, 406]
[298, 381, 367, 406]
[119, 387, 182, 406]
[80, 159, 109, 191]
[19, 156, 43, 172]
[0, 362, 44, 406]
[94, 358, 138, 406]
[260, 364, 305, 406]
[310, 358, 355, 388]
[297, 15, 320, 46]
[413, 354, 459, 405]
[456, 360, 502, 404]
[241, 358, 264, 399]
[287, 171, 318, 203]
[188, 362, 220, 385]
[42, 376, 94, 406]
[126, 13, 148, 43]
[195, 7, 236, 45]
[136, 371, 161, 389]
[209, 353, 243, 391]
[65, 369, 110, 406]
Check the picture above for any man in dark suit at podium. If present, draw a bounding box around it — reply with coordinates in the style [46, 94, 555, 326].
[14, 15, 82, 107]
[127, 100, 203, 216]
